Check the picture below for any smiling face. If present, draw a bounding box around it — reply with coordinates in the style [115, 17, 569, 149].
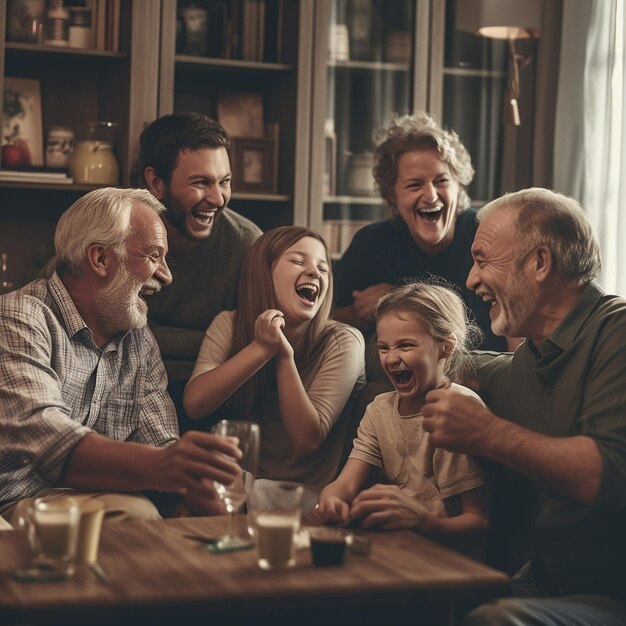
[158, 147, 232, 243]
[467, 207, 536, 339]
[377, 311, 447, 415]
[95, 203, 172, 335]
[392, 148, 461, 254]
[271, 236, 330, 327]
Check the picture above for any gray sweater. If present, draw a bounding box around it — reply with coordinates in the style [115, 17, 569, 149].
[148, 208, 261, 360]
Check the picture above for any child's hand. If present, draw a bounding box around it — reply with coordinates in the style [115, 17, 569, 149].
[349, 484, 432, 532]
[253, 309, 285, 355]
[316, 496, 350, 525]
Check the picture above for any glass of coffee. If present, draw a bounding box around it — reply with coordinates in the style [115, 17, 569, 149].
[249, 481, 304, 570]
[19, 495, 80, 579]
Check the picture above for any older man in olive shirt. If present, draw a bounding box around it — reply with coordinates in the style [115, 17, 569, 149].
[422, 188, 626, 625]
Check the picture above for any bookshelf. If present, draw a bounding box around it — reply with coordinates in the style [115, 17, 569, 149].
[305, 0, 528, 258]
[158, 0, 313, 231]
[0, 0, 159, 286]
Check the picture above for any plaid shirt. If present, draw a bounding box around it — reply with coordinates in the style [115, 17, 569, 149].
[0, 273, 178, 506]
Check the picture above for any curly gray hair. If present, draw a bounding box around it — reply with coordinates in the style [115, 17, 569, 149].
[373, 111, 475, 214]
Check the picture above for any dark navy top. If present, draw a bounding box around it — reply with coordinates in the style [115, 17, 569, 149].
[333, 209, 507, 351]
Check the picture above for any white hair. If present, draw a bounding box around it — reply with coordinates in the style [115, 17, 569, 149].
[54, 187, 165, 277]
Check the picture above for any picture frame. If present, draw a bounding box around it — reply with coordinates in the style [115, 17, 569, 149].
[2, 77, 44, 168]
[217, 92, 264, 138]
[230, 137, 277, 193]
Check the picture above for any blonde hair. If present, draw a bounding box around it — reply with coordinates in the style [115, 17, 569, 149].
[229, 226, 335, 413]
[375, 281, 483, 382]
[373, 111, 475, 215]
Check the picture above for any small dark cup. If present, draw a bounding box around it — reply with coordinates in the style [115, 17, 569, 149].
[309, 528, 347, 566]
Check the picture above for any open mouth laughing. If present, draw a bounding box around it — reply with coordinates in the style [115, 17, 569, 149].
[295, 282, 319, 306]
[389, 369, 416, 392]
[139, 283, 161, 302]
[416, 204, 444, 222]
[477, 289, 498, 315]
[192, 207, 218, 227]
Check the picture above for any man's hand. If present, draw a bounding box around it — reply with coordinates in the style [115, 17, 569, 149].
[349, 484, 432, 531]
[422, 387, 497, 455]
[180, 479, 228, 516]
[352, 283, 392, 325]
[154, 431, 241, 497]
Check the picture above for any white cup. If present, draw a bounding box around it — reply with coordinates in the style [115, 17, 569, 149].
[249, 481, 304, 570]
[23, 496, 80, 577]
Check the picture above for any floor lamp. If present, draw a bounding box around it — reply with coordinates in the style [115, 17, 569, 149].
[455, 0, 542, 126]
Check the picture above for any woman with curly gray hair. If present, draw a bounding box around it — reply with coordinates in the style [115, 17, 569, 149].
[334, 111, 509, 367]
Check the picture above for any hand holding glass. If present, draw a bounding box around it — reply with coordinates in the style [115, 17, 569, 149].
[211, 420, 260, 549]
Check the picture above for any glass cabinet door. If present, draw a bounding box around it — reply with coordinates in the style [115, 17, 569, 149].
[434, 0, 509, 205]
[308, 0, 428, 258]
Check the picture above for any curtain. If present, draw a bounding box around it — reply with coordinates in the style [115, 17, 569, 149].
[553, 0, 626, 296]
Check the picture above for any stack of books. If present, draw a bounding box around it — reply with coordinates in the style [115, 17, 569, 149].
[0, 170, 73, 184]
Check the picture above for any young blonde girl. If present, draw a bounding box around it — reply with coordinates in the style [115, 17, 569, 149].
[318, 282, 488, 547]
[184, 226, 365, 492]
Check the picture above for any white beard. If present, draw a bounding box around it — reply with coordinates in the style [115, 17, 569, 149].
[95, 262, 147, 336]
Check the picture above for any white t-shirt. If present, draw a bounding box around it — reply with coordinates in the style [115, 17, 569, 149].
[350, 386, 485, 517]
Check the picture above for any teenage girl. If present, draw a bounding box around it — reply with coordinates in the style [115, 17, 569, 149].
[317, 282, 488, 547]
[183, 226, 365, 493]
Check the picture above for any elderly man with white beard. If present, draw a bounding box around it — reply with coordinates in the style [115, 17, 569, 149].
[0, 188, 240, 526]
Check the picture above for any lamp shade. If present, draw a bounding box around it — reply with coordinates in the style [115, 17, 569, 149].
[456, 0, 542, 39]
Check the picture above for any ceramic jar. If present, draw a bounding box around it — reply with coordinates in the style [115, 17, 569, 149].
[68, 122, 119, 185]
[346, 152, 376, 196]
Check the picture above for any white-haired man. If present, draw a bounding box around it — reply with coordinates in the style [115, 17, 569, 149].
[0, 188, 239, 525]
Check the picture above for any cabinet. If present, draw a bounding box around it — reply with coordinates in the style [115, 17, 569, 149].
[429, 0, 508, 205]
[0, 0, 160, 286]
[306, 0, 431, 257]
[1, 0, 521, 287]
[305, 0, 520, 257]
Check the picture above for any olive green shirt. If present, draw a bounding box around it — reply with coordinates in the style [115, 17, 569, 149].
[475, 282, 626, 600]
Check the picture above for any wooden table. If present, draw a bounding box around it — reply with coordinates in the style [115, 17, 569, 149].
[0, 516, 510, 626]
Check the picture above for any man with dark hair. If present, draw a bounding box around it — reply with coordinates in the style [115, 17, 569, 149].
[133, 113, 262, 363]
[423, 188, 626, 625]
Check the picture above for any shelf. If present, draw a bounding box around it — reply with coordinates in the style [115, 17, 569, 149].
[328, 59, 410, 72]
[5, 42, 127, 61]
[324, 195, 381, 205]
[443, 66, 506, 78]
[0, 180, 100, 192]
[231, 191, 291, 202]
[175, 55, 293, 73]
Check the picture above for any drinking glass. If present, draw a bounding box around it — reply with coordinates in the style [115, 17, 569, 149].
[249, 480, 304, 570]
[18, 495, 80, 580]
[211, 420, 260, 549]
